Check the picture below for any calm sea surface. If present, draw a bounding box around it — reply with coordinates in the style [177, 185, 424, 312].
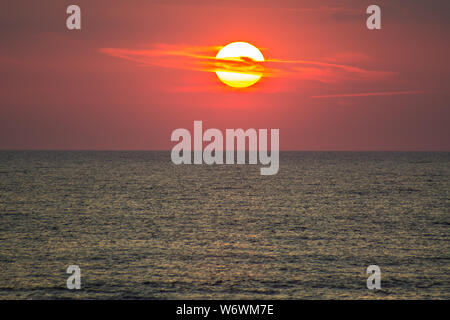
[0, 151, 448, 299]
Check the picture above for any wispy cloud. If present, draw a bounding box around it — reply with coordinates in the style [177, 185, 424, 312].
[311, 90, 426, 98]
[264, 58, 396, 83]
[100, 43, 396, 83]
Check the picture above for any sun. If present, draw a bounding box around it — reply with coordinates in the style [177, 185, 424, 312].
[215, 42, 265, 88]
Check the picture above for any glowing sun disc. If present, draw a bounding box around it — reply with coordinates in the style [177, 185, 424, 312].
[215, 42, 264, 88]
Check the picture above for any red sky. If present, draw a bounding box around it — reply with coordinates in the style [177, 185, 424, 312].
[1, 0, 449, 151]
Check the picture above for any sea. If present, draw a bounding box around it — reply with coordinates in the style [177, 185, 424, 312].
[0, 151, 448, 299]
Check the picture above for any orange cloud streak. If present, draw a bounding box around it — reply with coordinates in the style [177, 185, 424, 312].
[99, 43, 396, 83]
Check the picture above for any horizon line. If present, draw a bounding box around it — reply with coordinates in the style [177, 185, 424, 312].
[0, 149, 449, 152]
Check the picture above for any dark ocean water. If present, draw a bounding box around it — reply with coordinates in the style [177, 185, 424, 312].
[0, 151, 448, 299]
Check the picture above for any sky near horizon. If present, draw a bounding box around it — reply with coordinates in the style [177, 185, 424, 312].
[0, 0, 449, 151]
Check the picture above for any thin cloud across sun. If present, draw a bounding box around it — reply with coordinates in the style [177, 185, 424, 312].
[99, 42, 399, 91]
[215, 42, 265, 88]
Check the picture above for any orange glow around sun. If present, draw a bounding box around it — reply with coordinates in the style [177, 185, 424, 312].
[215, 42, 265, 88]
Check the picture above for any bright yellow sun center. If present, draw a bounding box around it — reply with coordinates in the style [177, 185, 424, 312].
[215, 42, 264, 88]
